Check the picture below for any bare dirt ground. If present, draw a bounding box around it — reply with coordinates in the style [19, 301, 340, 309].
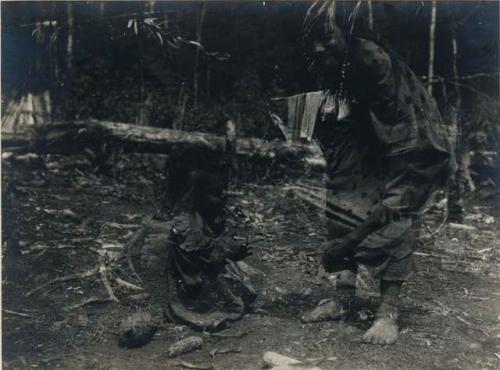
[3, 153, 500, 370]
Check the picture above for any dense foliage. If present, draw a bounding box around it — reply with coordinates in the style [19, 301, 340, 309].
[2, 1, 499, 141]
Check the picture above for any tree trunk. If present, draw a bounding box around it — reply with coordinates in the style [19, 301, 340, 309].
[65, 2, 74, 119]
[193, 3, 206, 108]
[427, 0, 437, 95]
[451, 29, 475, 194]
[206, 66, 211, 98]
[173, 84, 188, 130]
[367, 0, 374, 30]
[137, 93, 153, 127]
[447, 18, 474, 221]
[225, 120, 238, 184]
[147, 1, 155, 13]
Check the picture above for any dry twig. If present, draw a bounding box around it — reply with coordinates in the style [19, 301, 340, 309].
[115, 277, 144, 291]
[126, 227, 146, 284]
[209, 331, 248, 339]
[172, 360, 213, 370]
[3, 309, 35, 318]
[99, 264, 120, 303]
[26, 267, 99, 296]
[64, 296, 113, 311]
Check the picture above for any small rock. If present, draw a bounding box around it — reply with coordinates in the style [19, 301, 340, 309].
[263, 351, 323, 370]
[118, 312, 156, 349]
[301, 299, 343, 323]
[167, 336, 203, 358]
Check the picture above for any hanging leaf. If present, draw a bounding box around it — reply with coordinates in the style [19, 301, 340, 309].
[206, 51, 231, 61]
[133, 20, 138, 35]
[156, 31, 163, 45]
[41, 20, 56, 27]
[166, 39, 180, 49]
[188, 40, 204, 50]
[49, 31, 58, 45]
[127, 19, 134, 28]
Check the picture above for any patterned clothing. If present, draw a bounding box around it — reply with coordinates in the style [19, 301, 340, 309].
[316, 38, 456, 280]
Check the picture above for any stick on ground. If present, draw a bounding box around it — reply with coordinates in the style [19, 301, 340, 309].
[26, 267, 99, 297]
[126, 227, 146, 284]
[64, 296, 113, 311]
[99, 264, 120, 303]
[3, 309, 35, 318]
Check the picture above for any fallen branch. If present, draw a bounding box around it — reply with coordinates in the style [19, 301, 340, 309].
[209, 331, 248, 339]
[3, 120, 325, 171]
[448, 222, 477, 231]
[420, 201, 449, 242]
[26, 267, 99, 297]
[115, 277, 144, 291]
[25, 223, 147, 300]
[64, 296, 113, 311]
[209, 347, 241, 359]
[99, 264, 120, 303]
[283, 185, 327, 212]
[422, 71, 500, 82]
[172, 360, 213, 370]
[126, 226, 146, 284]
[456, 315, 473, 327]
[414, 252, 439, 258]
[3, 309, 35, 318]
[99, 221, 142, 230]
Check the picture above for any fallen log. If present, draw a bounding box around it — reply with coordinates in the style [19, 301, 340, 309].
[2, 120, 325, 169]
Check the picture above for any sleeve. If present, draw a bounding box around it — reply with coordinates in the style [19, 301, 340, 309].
[169, 214, 213, 252]
[356, 39, 419, 157]
[211, 235, 248, 263]
[169, 214, 247, 265]
[355, 40, 435, 215]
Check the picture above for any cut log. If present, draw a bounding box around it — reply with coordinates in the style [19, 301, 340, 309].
[1, 120, 325, 169]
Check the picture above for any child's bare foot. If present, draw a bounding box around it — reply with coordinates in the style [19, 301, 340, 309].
[362, 315, 398, 344]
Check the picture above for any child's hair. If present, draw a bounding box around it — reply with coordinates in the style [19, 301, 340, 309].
[165, 143, 229, 212]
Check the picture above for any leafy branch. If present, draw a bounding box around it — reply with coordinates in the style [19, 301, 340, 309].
[125, 16, 230, 61]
